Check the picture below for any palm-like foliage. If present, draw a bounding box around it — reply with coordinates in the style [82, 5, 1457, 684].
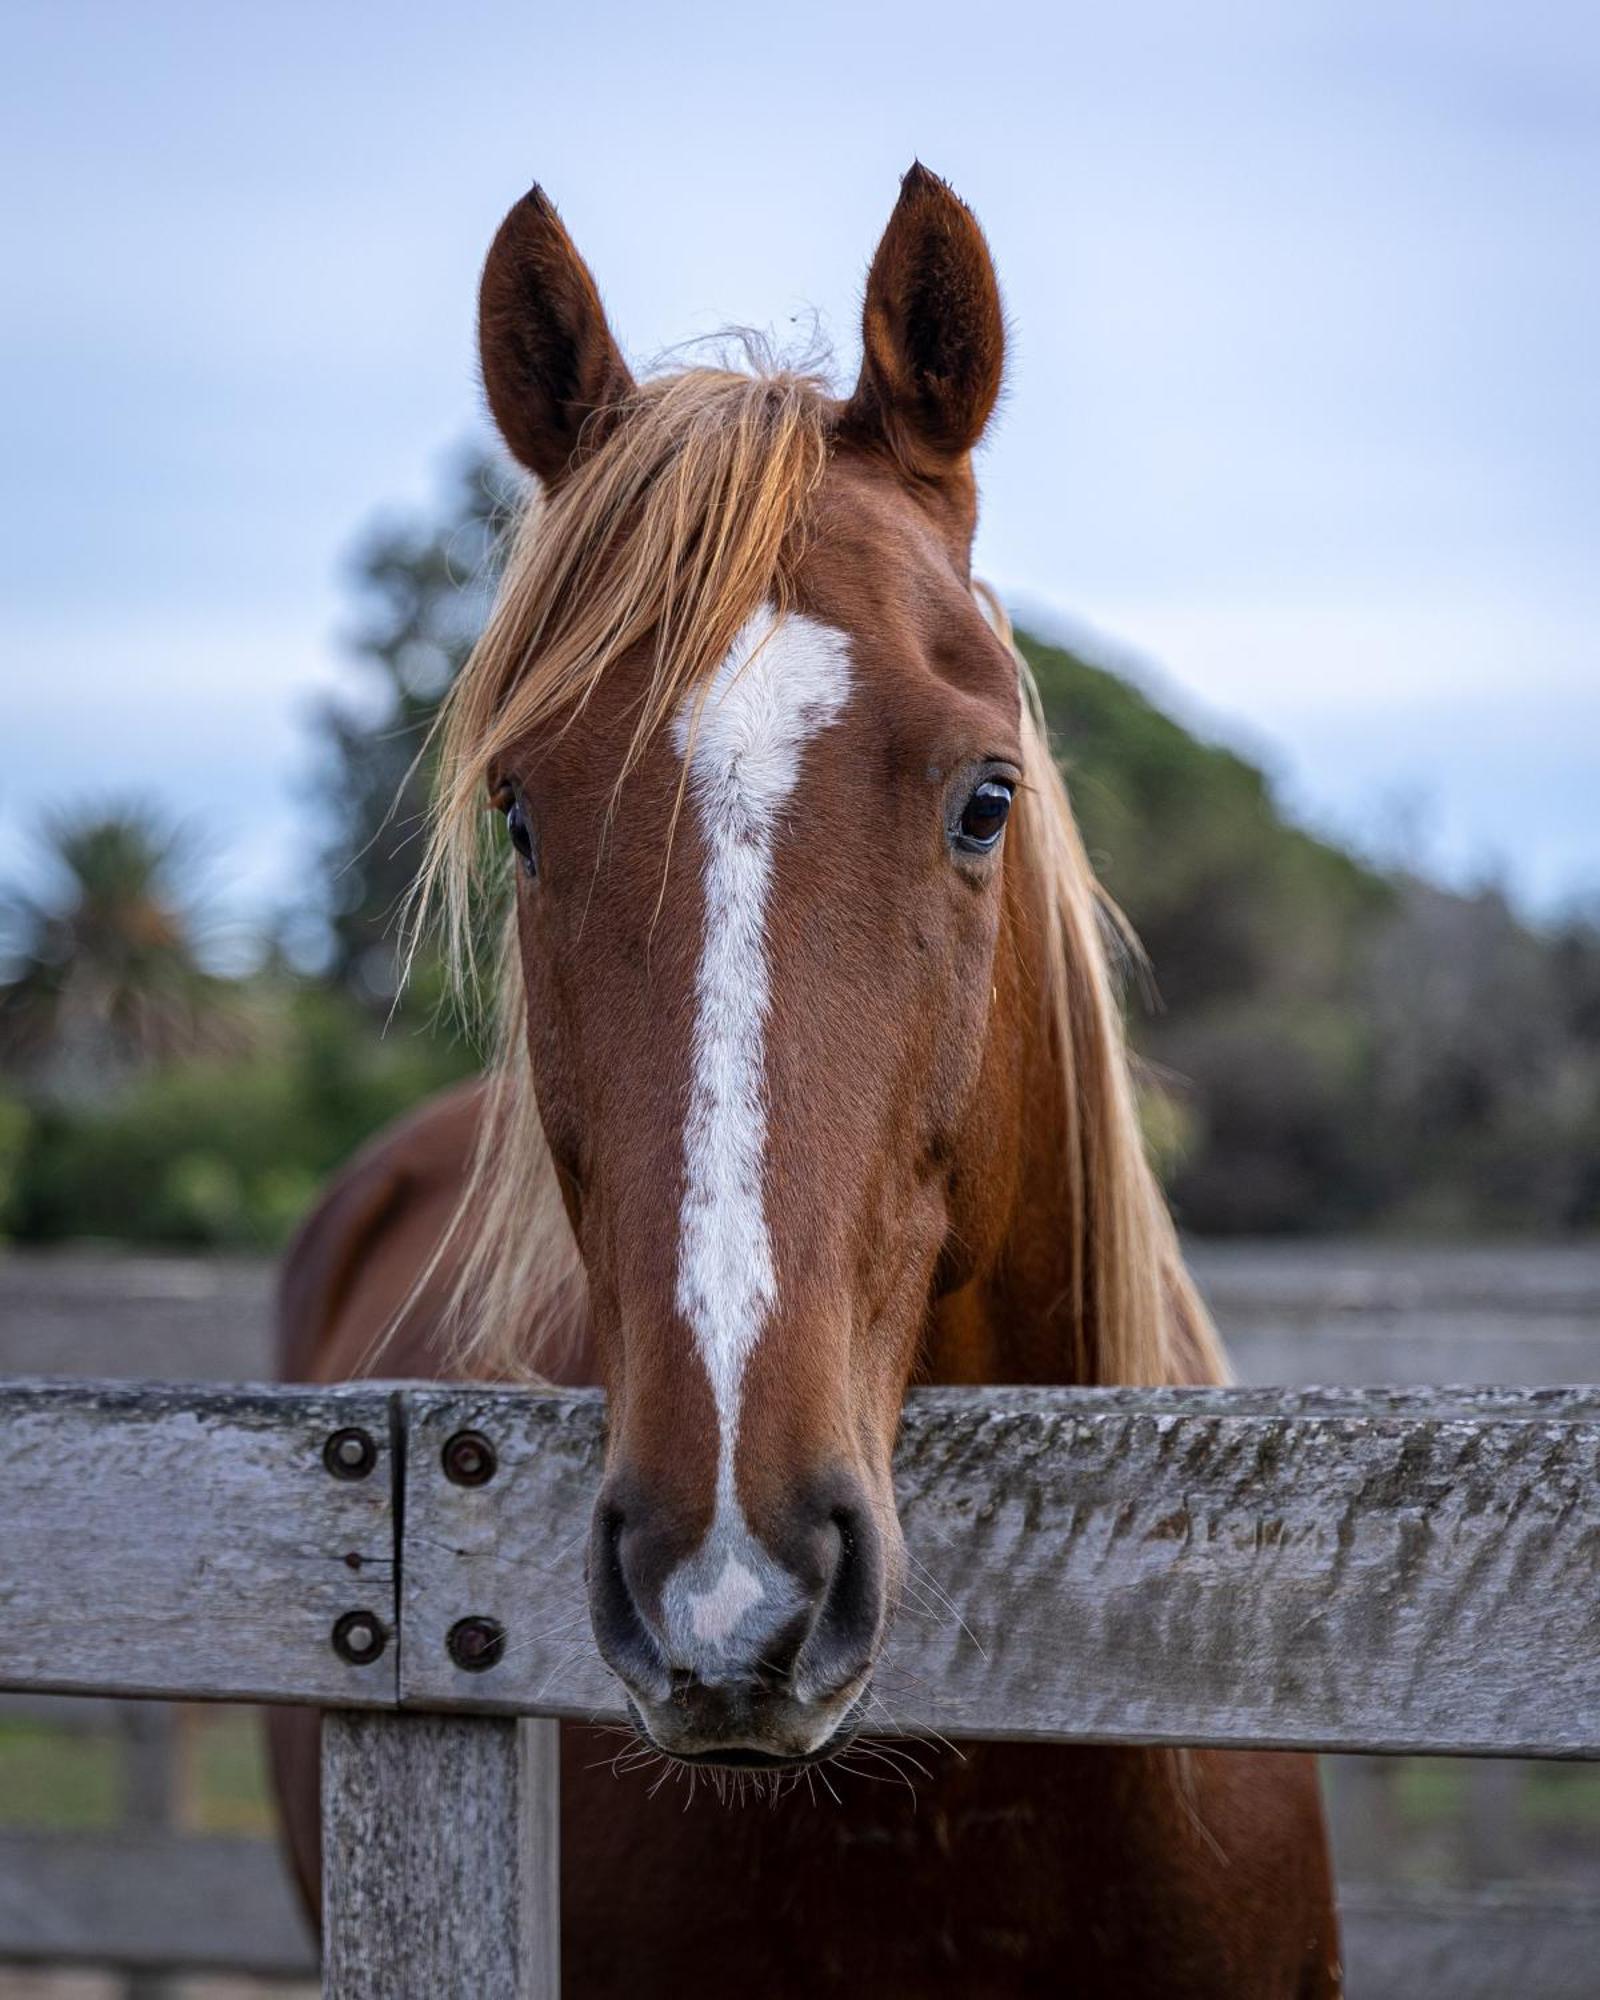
[0, 805, 248, 1092]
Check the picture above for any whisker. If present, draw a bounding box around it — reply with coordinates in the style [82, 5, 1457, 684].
[850, 1736, 932, 1786]
[831, 1751, 918, 1802]
[900, 1548, 989, 1662]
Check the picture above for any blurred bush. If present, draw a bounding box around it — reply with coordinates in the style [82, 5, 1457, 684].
[1026, 632, 1600, 1235]
[5, 983, 472, 1247]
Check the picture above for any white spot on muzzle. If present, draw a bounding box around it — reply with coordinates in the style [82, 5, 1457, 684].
[663, 605, 853, 1669]
[688, 1552, 765, 1646]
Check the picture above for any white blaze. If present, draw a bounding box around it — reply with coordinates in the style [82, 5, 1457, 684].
[664, 604, 853, 1662]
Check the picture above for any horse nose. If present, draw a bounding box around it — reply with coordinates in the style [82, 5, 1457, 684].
[587, 1476, 886, 1718]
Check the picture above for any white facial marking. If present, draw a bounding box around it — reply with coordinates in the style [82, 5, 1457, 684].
[688, 1553, 766, 1646]
[663, 604, 853, 1666]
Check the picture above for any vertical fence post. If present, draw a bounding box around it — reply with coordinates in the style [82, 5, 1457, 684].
[121, 1699, 180, 2000]
[321, 1711, 559, 1999]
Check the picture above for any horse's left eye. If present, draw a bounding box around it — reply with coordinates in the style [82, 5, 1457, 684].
[505, 800, 536, 875]
[956, 779, 1014, 852]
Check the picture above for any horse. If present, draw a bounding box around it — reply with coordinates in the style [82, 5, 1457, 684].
[268, 164, 1340, 1995]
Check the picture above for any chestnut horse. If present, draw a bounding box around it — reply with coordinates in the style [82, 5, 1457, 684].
[269, 166, 1339, 1994]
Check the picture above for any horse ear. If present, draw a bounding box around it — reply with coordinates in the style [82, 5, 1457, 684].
[844, 163, 1005, 477]
[478, 186, 635, 488]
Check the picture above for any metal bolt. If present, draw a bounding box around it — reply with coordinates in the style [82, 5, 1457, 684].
[447, 1616, 507, 1673]
[323, 1427, 377, 1481]
[441, 1429, 498, 1487]
[332, 1609, 388, 1665]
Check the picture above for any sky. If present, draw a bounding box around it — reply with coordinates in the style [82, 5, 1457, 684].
[2, 0, 1596, 923]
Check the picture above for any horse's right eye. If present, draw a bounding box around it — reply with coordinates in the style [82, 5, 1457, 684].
[505, 800, 536, 875]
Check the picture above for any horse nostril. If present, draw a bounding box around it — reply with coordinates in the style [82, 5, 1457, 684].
[587, 1501, 672, 1703]
[792, 1501, 883, 1701]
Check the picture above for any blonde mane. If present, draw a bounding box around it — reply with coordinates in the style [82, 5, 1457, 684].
[414, 358, 1224, 1390]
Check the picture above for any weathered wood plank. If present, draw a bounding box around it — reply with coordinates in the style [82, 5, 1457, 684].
[0, 1831, 314, 1975]
[399, 1385, 1600, 1754]
[1194, 1241, 1600, 1387]
[1188, 1240, 1600, 1315]
[399, 1389, 607, 1721]
[0, 1254, 275, 1381]
[7, 1378, 1600, 1748]
[1340, 1886, 1600, 2000]
[0, 1382, 397, 1707]
[1227, 1314, 1600, 1388]
[6, 1244, 1598, 1388]
[3, 1828, 1595, 2000]
[321, 1711, 558, 2000]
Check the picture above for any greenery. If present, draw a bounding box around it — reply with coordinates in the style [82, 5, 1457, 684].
[4, 980, 471, 1247]
[0, 449, 1595, 1247]
[1026, 634, 1600, 1235]
[0, 805, 251, 1093]
[0, 1708, 278, 1837]
[308, 451, 519, 1008]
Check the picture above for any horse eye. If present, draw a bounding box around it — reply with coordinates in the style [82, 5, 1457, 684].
[956, 779, 1014, 852]
[505, 800, 536, 875]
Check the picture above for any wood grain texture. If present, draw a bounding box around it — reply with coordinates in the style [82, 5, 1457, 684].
[321, 1710, 558, 2000]
[7, 1380, 1600, 1752]
[400, 1385, 1600, 1754]
[0, 1382, 397, 1706]
[0, 1831, 314, 1974]
[399, 1388, 608, 1720]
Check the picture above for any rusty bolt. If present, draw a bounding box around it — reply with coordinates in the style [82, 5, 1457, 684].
[332, 1609, 387, 1665]
[323, 1427, 377, 1481]
[441, 1429, 497, 1487]
[447, 1616, 507, 1673]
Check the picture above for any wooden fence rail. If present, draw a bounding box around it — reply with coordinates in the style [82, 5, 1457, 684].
[7, 1380, 1600, 1753]
[6, 1374, 1600, 1994]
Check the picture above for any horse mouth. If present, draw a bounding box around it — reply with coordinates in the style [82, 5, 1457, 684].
[623, 1694, 863, 1772]
[661, 1733, 859, 1773]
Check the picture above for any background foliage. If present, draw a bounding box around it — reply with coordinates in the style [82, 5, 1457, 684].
[2, 451, 1596, 1246]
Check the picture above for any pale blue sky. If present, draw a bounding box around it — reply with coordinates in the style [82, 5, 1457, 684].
[2, 1, 1596, 918]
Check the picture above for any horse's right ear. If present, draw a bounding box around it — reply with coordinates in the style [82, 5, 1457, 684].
[478, 186, 635, 488]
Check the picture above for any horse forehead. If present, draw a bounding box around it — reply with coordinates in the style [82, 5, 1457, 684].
[794, 481, 1019, 721]
[812, 440, 978, 572]
[675, 608, 856, 788]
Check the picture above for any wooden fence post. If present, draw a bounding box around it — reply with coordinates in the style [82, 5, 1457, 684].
[321, 1712, 559, 2000]
[121, 1700, 179, 2000]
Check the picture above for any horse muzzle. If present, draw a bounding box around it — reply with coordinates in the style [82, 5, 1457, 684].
[586, 1470, 891, 1764]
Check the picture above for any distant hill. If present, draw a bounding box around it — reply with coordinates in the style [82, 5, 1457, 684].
[1020, 628, 1600, 1236]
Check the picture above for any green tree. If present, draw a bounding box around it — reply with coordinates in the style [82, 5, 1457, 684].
[0, 804, 248, 1096]
[307, 448, 521, 1007]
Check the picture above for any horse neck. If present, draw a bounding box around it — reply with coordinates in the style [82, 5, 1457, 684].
[923, 973, 1089, 1388]
[922, 849, 1208, 1392]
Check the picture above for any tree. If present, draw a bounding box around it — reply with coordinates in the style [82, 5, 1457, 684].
[306, 448, 522, 1007]
[0, 804, 247, 1097]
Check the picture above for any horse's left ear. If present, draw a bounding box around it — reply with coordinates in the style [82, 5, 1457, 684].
[843, 163, 1005, 478]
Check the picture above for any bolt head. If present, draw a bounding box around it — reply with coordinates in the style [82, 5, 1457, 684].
[441, 1429, 498, 1488]
[447, 1616, 507, 1673]
[331, 1609, 388, 1665]
[324, 1427, 378, 1481]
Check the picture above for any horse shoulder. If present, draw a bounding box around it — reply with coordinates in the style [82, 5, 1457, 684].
[275, 1079, 487, 1386]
